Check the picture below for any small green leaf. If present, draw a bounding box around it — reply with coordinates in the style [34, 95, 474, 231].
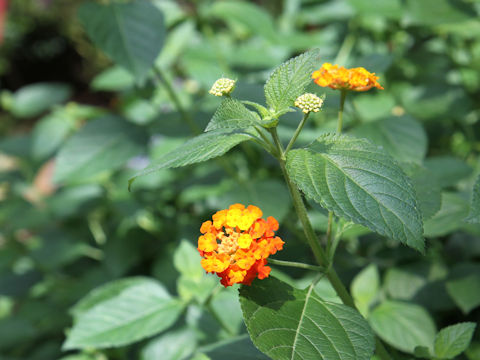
[197, 335, 270, 360]
[434, 322, 477, 359]
[9, 82, 72, 118]
[63, 278, 183, 350]
[403, 163, 442, 220]
[286, 133, 424, 251]
[78, 0, 165, 79]
[264, 49, 321, 114]
[465, 175, 480, 223]
[128, 129, 255, 190]
[205, 98, 260, 131]
[240, 276, 375, 360]
[71, 276, 160, 318]
[209, 1, 277, 42]
[424, 193, 469, 238]
[351, 264, 380, 317]
[141, 327, 198, 360]
[351, 116, 427, 164]
[369, 301, 436, 354]
[54, 115, 147, 184]
[424, 156, 472, 188]
[446, 263, 480, 314]
[414, 346, 432, 358]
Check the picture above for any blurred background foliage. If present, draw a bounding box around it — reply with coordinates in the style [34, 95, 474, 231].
[0, 0, 479, 359]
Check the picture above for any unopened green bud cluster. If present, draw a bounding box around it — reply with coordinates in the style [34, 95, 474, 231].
[294, 93, 323, 113]
[209, 78, 236, 97]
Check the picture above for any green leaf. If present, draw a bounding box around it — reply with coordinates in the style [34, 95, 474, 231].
[173, 241, 203, 280]
[446, 263, 480, 314]
[434, 322, 477, 359]
[264, 49, 321, 114]
[9, 82, 72, 118]
[240, 276, 375, 360]
[209, 1, 277, 42]
[214, 179, 291, 222]
[173, 241, 217, 304]
[403, 163, 442, 220]
[198, 335, 270, 360]
[71, 277, 151, 318]
[78, 0, 165, 79]
[369, 301, 436, 354]
[351, 264, 380, 317]
[141, 327, 197, 360]
[465, 175, 480, 223]
[424, 193, 469, 238]
[128, 129, 255, 190]
[91, 66, 135, 91]
[63, 277, 183, 350]
[347, 0, 402, 19]
[404, 0, 473, 26]
[424, 156, 472, 188]
[54, 115, 146, 184]
[414, 346, 432, 358]
[286, 133, 424, 251]
[351, 116, 427, 164]
[31, 112, 73, 161]
[205, 98, 260, 132]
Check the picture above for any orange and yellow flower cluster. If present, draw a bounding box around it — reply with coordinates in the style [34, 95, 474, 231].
[312, 63, 384, 91]
[198, 204, 284, 287]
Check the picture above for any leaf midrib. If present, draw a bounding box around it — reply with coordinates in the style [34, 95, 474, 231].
[309, 149, 418, 241]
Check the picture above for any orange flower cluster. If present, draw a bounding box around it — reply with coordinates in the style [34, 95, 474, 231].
[312, 63, 384, 91]
[198, 204, 284, 287]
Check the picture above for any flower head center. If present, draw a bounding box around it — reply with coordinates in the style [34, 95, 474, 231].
[217, 228, 240, 255]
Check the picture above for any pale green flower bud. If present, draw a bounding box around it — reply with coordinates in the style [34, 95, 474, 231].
[294, 93, 324, 114]
[209, 78, 236, 97]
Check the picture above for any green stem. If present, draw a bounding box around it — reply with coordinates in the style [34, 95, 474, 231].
[268, 258, 325, 272]
[269, 128, 327, 266]
[337, 89, 347, 133]
[325, 211, 334, 257]
[254, 126, 277, 155]
[285, 113, 309, 153]
[152, 66, 200, 134]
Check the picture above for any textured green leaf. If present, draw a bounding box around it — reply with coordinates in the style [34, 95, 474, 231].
[352, 116, 427, 164]
[465, 175, 480, 223]
[351, 264, 379, 317]
[54, 115, 147, 184]
[240, 277, 375, 360]
[446, 263, 480, 314]
[128, 129, 255, 190]
[78, 0, 165, 79]
[63, 278, 183, 350]
[265, 49, 321, 113]
[206, 98, 260, 131]
[286, 133, 424, 251]
[369, 301, 436, 354]
[434, 322, 476, 359]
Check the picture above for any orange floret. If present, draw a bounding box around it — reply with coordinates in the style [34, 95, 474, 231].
[312, 63, 384, 91]
[197, 204, 284, 287]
